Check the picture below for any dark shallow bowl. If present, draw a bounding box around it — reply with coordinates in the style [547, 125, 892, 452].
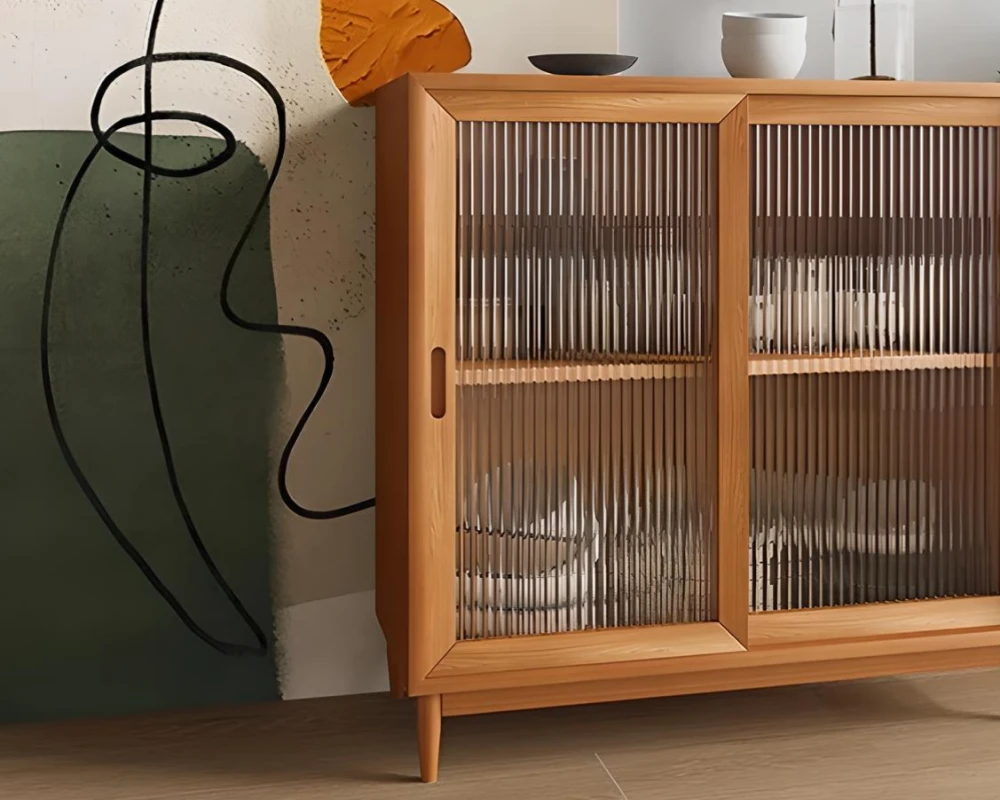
[528, 53, 638, 76]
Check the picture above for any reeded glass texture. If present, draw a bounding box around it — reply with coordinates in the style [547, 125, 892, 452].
[456, 121, 718, 638]
[750, 124, 999, 610]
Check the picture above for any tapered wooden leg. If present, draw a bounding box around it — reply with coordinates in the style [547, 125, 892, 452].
[417, 694, 442, 783]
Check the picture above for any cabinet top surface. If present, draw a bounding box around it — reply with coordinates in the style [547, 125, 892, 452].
[387, 72, 1000, 99]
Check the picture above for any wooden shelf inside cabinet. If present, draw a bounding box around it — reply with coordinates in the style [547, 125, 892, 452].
[752, 215, 994, 258]
[459, 356, 707, 386]
[749, 351, 995, 376]
[460, 213, 712, 229]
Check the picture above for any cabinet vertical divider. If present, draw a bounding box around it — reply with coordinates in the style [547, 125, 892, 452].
[994, 127, 1000, 590]
[716, 98, 751, 646]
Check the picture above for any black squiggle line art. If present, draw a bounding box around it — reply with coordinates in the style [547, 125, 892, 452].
[41, 0, 374, 656]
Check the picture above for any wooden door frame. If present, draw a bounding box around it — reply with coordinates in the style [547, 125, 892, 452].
[375, 76, 459, 698]
[716, 98, 750, 646]
[389, 86, 752, 696]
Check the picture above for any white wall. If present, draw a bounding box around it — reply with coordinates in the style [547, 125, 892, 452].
[621, 0, 1000, 81]
[916, 0, 1000, 81]
[451, 0, 619, 73]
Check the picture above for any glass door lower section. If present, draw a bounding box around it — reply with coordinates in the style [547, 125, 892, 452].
[457, 375, 714, 638]
[751, 369, 998, 611]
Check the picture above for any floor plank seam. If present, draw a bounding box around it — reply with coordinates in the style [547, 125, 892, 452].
[595, 752, 629, 800]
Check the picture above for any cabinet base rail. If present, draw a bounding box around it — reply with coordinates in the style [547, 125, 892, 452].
[405, 619, 1000, 781]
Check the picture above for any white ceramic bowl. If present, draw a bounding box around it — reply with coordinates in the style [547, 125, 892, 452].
[721, 12, 807, 79]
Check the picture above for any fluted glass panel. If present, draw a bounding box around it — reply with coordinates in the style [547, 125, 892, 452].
[456, 121, 718, 638]
[750, 124, 999, 611]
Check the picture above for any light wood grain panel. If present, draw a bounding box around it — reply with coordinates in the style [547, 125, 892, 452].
[749, 95, 1000, 126]
[375, 76, 412, 698]
[411, 73, 1000, 100]
[716, 99, 750, 646]
[749, 598, 1000, 646]
[408, 85, 457, 686]
[430, 90, 743, 123]
[428, 623, 744, 678]
[440, 645, 1000, 716]
[459, 358, 706, 386]
[750, 352, 995, 376]
[421, 626, 1000, 695]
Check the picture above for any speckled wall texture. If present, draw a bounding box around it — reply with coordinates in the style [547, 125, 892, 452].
[0, 0, 617, 721]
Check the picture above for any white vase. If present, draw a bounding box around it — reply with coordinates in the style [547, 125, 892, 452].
[721, 12, 808, 79]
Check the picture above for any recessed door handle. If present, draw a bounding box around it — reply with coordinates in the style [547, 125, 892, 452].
[431, 347, 446, 419]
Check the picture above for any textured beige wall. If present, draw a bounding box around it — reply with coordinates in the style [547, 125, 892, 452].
[276, 0, 621, 613]
[273, 0, 619, 700]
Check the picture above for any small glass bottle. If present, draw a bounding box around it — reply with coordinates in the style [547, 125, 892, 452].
[834, 0, 915, 81]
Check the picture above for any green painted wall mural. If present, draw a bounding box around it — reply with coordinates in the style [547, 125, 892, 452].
[0, 131, 281, 722]
[0, 0, 617, 725]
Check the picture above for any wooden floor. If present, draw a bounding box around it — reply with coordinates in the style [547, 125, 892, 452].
[4, 669, 1000, 799]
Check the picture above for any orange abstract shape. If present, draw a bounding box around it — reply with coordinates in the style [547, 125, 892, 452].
[320, 0, 471, 106]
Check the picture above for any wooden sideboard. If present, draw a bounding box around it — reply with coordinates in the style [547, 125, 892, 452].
[374, 74, 1000, 782]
